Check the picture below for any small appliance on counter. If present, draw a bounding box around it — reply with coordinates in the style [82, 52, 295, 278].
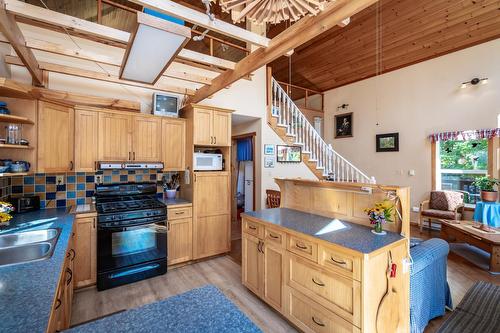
[193, 152, 223, 171]
[10, 195, 40, 213]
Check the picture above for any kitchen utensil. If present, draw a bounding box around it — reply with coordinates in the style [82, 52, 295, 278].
[376, 251, 400, 333]
[10, 161, 30, 173]
[0, 102, 9, 115]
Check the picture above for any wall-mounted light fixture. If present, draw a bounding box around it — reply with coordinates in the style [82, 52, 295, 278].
[119, 12, 191, 85]
[461, 77, 488, 89]
[337, 103, 349, 111]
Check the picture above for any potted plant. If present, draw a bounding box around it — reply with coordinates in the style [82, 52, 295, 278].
[0, 201, 14, 226]
[473, 176, 500, 202]
[163, 174, 180, 199]
[364, 199, 394, 235]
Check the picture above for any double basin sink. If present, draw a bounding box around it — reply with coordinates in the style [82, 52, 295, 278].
[0, 228, 61, 267]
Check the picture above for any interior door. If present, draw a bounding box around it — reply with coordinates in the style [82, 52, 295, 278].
[193, 108, 213, 145]
[37, 101, 74, 173]
[133, 116, 161, 161]
[212, 111, 231, 146]
[162, 118, 185, 171]
[98, 112, 132, 161]
[74, 109, 98, 172]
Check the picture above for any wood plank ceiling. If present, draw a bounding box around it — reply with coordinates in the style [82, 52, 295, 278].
[269, 0, 500, 92]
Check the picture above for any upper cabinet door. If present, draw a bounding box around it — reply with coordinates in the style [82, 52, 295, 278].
[98, 112, 132, 161]
[162, 118, 185, 171]
[212, 111, 231, 146]
[74, 109, 98, 172]
[193, 108, 213, 145]
[133, 116, 161, 162]
[37, 101, 74, 173]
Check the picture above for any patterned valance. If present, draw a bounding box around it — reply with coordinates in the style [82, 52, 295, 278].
[428, 128, 500, 142]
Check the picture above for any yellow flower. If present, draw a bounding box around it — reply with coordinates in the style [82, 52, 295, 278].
[0, 212, 12, 223]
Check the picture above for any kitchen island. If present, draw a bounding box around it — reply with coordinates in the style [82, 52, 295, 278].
[242, 178, 411, 333]
[0, 209, 75, 333]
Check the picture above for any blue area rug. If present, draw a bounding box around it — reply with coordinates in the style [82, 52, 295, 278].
[67, 285, 262, 333]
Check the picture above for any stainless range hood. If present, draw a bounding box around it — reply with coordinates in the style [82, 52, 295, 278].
[97, 162, 164, 170]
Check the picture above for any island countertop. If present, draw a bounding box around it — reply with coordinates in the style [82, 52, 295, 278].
[242, 208, 405, 254]
[0, 209, 75, 333]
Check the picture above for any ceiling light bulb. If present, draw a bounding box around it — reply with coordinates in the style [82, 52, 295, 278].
[481, 79, 488, 85]
[460, 83, 467, 89]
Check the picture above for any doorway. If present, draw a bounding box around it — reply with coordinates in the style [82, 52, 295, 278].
[229, 132, 256, 264]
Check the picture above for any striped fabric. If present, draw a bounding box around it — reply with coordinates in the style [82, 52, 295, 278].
[437, 281, 500, 333]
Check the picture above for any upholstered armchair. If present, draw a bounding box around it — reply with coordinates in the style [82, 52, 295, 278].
[419, 191, 465, 232]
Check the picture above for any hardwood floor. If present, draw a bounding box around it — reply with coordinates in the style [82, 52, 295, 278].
[413, 225, 500, 332]
[71, 256, 297, 332]
[71, 225, 499, 332]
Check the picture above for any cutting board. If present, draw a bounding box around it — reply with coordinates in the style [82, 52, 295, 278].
[376, 266, 400, 332]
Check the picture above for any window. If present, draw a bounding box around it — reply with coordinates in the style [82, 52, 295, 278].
[435, 139, 488, 205]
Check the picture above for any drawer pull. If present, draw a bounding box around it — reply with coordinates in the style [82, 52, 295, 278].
[269, 233, 279, 239]
[295, 242, 308, 250]
[312, 277, 325, 287]
[174, 212, 185, 215]
[330, 256, 346, 265]
[248, 225, 257, 230]
[312, 316, 325, 327]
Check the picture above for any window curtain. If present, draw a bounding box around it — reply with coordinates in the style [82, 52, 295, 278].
[237, 137, 253, 161]
[428, 128, 500, 142]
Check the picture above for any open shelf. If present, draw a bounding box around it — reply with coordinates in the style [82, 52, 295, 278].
[0, 144, 33, 149]
[0, 78, 34, 100]
[0, 114, 35, 125]
[0, 172, 28, 177]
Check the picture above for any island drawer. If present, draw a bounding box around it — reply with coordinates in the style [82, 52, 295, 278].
[243, 218, 264, 238]
[287, 235, 318, 262]
[168, 207, 192, 220]
[319, 246, 361, 281]
[264, 227, 285, 247]
[285, 287, 360, 333]
[286, 254, 361, 326]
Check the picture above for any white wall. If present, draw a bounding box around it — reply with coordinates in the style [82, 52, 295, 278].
[323, 39, 500, 221]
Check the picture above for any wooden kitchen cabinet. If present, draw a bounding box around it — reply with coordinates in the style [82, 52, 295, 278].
[98, 111, 132, 161]
[192, 105, 232, 146]
[133, 115, 161, 161]
[74, 214, 97, 288]
[167, 205, 192, 265]
[37, 101, 74, 172]
[162, 118, 186, 171]
[74, 108, 98, 171]
[193, 172, 230, 259]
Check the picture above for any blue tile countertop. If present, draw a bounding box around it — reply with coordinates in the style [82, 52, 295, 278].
[0, 209, 75, 333]
[67, 285, 262, 333]
[243, 208, 405, 253]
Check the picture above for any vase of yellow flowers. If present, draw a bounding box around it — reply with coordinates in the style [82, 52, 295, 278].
[364, 199, 394, 235]
[0, 201, 14, 226]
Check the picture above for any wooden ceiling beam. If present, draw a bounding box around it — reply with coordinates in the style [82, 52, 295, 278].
[0, 0, 43, 86]
[127, 0, 270, 48]
[4, 0, 236, 70]
[189, 0, 378, 103]
[6, 55, 196, 96]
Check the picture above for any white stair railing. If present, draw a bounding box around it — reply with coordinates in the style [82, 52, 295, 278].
[271, 77, 375, 183]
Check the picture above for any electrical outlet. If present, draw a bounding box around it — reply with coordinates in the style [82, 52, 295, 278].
[95, 175, 102, 184]
[412, 206, 420, 212]
[408, 169, 416, 176]
[56, 175, 64, 185]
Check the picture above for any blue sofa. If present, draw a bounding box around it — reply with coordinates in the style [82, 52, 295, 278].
[410, 238, 452, 333]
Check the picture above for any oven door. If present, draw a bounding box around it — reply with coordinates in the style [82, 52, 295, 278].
[97, 218, 167, 273]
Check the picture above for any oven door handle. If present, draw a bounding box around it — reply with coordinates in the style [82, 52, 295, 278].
[98, 221, 167, 231]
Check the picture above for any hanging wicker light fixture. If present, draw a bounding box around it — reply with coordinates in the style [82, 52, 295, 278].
[219, 0, 335, 25]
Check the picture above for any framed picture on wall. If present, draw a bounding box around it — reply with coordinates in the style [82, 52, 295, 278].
[264, 156, 275, 168]
[264, 144, 275, 155]
[277, 145, 302, 163]
[334, 112, 353, 138]
[376, 133, 399, 152]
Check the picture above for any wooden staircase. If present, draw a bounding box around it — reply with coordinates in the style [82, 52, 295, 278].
[266, 73, 375, 183]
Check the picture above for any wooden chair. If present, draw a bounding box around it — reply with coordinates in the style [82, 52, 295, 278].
[419, 190, 465, 232]
[266, 190, 281, 208]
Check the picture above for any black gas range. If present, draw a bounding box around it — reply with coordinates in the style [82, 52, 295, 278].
[96, 182, 167, 290]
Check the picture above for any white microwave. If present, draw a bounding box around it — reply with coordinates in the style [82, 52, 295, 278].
[193, 153, 223, 171]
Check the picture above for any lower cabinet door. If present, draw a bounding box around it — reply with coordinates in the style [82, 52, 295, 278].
[74, 216, 97, 288]
[286, 287, 360, 333]
[262, 243, 283, 311]
[167, 217, 192, 265]
[242, 233, 261, 295]
[194, 214, 229, 259]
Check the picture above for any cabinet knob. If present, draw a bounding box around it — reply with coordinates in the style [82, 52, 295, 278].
[69, 161, 74, 171]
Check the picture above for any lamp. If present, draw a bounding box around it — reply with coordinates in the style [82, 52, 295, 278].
[119, 12, 191, 85]
[461, 77, 488, 89]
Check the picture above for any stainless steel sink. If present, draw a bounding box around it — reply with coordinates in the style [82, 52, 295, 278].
[0, 242, 52, 266]
[0, 228, 59, 248]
